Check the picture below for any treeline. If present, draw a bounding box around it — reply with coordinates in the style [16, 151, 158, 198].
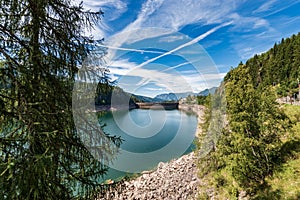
[95, 83, 136, 106]
[244, 32, 300, 96]
[95, 83, 178, 105]
[197, 33, 300, 199]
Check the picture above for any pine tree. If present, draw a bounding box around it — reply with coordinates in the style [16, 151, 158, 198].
[220, 64, 290, 193]
[0, 0, 120, 199]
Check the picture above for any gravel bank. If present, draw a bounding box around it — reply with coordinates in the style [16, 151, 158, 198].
[96, 152, 200, 200]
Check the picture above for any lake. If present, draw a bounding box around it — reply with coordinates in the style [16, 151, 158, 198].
[99, 108, 198, 181]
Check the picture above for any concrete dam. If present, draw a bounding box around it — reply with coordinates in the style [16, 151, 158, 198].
[136, 102, 179, 110]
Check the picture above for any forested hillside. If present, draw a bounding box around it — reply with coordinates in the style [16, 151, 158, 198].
[95, 83, 162, 106]
[232, 32, 300, 96]
[197, 33, 300, 199]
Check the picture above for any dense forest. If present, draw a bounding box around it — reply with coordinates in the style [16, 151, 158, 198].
[95, 83, 136, 106]
[197, 33, 300, 199]
[236, 32, 300, 97]
[95, 83, 161, 106]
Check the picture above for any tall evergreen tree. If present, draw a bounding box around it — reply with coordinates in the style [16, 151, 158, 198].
[0, 0, 120, 199]
[219, 64, 290, 194]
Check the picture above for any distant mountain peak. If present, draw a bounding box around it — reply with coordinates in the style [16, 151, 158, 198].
[198, 87, 217, 96]
[153, 87, 217, 102]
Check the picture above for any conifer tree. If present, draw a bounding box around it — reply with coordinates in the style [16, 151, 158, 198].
[220, 64, 290, 193]
[0, 0, 120, 199]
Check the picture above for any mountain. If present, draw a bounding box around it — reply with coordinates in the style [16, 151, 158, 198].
[95, 83, 219, 105]
[198, 87, 217, 96]
[95, 84, 165, 104]
[131, 94, 163, 103]
[154, 93, 179, 102]
[155, 92, 196, 102]
[173, 92, 198, 99]
[154, 88, 217, 102]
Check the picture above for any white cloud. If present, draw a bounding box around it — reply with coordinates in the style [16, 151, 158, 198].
[81, 0, 127, 19]
[201, 40, 222, 49]
[253, 0, 277, 14]
[83, 26, 106, 40]
[253, 0, 300, 17]
[131, 0, 165, 28]
[253, 19, 269, 29]
[226, 12, 280, 59]
[161, 61, 196, 72]
[105, 0, 241, 50]
[107, 58, 224, 96]
[144, 87, 164, 91]
[159, 35, 187, 43]
[76, 0, 297, 60]
[73, 0, 128, 39]
[103, 0, 280, 65]
[118, 67, 194, 94]
[140, 0, 239, 30]
[183, 72, 227, 84]
[103, 21, 228, 96]
[105, 0, 170, 51]
[133, 22, 233, 70]
[229, 13, 271, 32]
[96, 43, 163, 54]
[102, 22, 221, 70]
[100, 0, 281, 65]
[77, 0, 299, 94]
[108, 59, 137, 76]
[233, 39, 271, 60]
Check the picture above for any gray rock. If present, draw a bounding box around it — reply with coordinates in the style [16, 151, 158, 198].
[97, 152, 200, 200]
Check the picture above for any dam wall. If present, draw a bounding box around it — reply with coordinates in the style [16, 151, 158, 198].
[136, 102, 178, 110]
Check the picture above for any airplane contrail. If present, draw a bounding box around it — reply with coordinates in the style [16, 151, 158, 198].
[161, 58, 203, 73]
[135, 21, 233, 69]
[96, 44, 164, 54]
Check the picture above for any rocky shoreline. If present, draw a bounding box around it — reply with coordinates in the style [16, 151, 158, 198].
[96, 152, 200, 200]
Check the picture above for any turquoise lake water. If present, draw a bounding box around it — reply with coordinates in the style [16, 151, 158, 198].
[99, 109, 198, 181]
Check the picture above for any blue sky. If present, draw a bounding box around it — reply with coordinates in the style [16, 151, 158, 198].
[79, 0, 300, 97]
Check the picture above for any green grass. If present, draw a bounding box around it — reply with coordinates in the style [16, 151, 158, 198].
[267, 158, 300, 199]
[283, 104, 300, 136]
[258, 104, 300, 199]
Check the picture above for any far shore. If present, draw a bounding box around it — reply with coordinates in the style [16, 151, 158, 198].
[178, 104, 205, 138]
[95, 102, 180, 112]
[95, 104, 137, 112]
